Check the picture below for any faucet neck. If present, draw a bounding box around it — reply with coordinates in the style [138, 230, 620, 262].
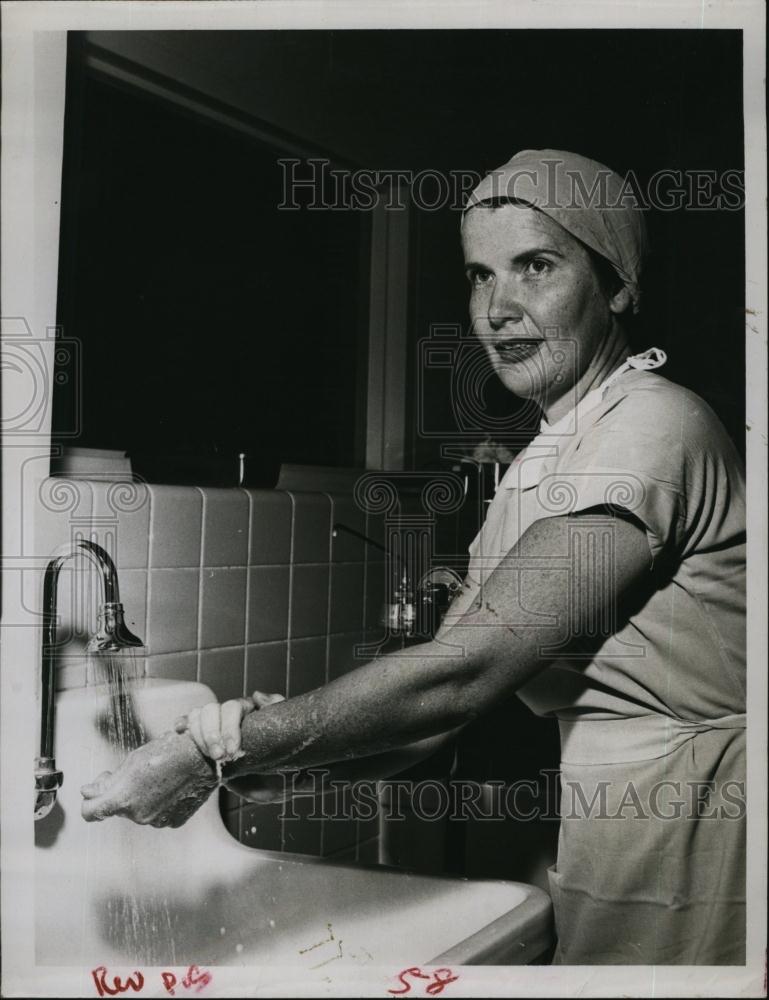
[40, 540, 140, 758]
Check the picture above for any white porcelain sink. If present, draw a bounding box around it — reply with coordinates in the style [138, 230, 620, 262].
[35, 679, 552, 967]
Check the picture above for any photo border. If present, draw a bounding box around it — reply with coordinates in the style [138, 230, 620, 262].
[1, 2, 765, 997]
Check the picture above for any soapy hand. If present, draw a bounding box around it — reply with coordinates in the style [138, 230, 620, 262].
[174, 690, 285, 761]
[174, 691, 289, 804]
[80, 731, 218, 827]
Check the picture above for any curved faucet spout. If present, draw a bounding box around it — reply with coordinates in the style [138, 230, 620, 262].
[81, 541, 144, 654]
[77, 539, 121, 605]
[36, 539, 144, 821]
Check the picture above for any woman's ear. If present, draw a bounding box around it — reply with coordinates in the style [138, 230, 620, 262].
[609, 286, 632, 315]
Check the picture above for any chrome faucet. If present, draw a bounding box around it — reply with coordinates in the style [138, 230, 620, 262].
[35, 539, 143, 821]
[383, 567, 463, 639]
[331, 523, 463, 640]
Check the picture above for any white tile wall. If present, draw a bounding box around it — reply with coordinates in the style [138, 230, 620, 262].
[290, 564, 330, 639]
[200, 488, 249, 567]
[34, 477, 389, 860]
[147, 568, 200, 655]
[199, 567, 247, 649]
[245, 640, 288, 698]
[247, 565, 290, 644]
[149, 484, 202, 569]
[199, 646, 246, 700]
[146, 650, 198, 682]
[289, 492, 331, 563]
[248, 490, 292, 565]
[91, 479, 151, 570]
[329, 562, 366, 634]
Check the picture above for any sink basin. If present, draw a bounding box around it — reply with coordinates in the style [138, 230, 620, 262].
[35, 678, 552, 967]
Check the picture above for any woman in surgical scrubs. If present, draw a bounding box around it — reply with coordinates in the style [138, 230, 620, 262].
[82, 150, 747, 966]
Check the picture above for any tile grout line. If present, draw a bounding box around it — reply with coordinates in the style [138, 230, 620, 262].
[319, 491, 336, 859]
[195, 487, 206, 682]
[147, 631, 366, 660]
[137, 559, 367, 570]
[242, 488, 253, 699]
[285, 492, 297, 698]
[281, 492, 297, 851]
[233, 474, 252, 836]
[323, 492, 334, 686]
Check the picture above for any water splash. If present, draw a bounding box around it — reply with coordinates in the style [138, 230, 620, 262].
[89, 651, 177, 965]
[215, 748, 245, 786]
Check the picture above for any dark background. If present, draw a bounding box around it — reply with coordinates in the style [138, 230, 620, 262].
[54, 62, 369, 473]
[55, 28, 745, 473]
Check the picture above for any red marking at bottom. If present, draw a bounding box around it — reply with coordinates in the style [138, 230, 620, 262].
[387, 967, 458, 997]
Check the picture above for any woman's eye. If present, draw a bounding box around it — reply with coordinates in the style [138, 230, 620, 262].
[524, 258, 551, 277]
[468, 269, 493, 288]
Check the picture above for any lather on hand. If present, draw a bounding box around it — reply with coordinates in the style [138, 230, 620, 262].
[79, 691, 290, 824]
[174, 690, 290, 806]
[80, 730, 218, 827]
[174, 689, 286, 760]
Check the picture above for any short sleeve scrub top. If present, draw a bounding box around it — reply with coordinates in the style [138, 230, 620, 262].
[457, 355, 746, 965]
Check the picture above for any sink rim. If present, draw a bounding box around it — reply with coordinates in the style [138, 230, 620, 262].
[221, 838, 553, 965]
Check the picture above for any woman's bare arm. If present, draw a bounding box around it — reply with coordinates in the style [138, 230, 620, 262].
[80, 511, 651, 825]
[223, 731, 457, 804]
[226, 511, 651, 777]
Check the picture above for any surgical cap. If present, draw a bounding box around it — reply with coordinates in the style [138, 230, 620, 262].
[462, 149, 647, 314]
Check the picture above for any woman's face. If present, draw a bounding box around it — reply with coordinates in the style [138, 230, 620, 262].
[461, 203, 622, 414]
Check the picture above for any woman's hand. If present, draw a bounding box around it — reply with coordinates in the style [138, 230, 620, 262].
[175, 691, 288, 805]
[174, 690, 285, 761]
[80, 731, 218, 827]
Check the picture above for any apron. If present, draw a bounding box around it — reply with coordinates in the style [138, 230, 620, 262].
[549, 716, 746, 965]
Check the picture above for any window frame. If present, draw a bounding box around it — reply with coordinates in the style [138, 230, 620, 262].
[57, 31, 410, 474]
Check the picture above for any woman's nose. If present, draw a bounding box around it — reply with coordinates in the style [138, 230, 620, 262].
[487, 280, 524, 332]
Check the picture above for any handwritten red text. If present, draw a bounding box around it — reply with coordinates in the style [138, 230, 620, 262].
[91, 967, 144, 997]
[388, 967, 459, 997]
[90, 966, 212, 997]
[162, 965, 213, 995]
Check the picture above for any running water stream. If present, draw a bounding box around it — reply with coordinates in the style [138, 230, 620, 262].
[92, 651, 146, 753]
[88, 651, 178, 964]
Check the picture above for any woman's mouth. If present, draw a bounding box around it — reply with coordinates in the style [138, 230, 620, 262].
[493, 339, 542, 364]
